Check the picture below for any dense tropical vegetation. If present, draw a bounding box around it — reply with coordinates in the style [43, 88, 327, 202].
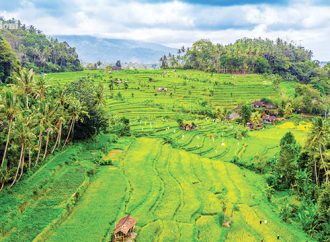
[161, 38, 327, 84]
[0, 36, 19, 83]
[268, 120, 330, 241]
[0, 68, 106, 189]
[0, 18, 82, 75]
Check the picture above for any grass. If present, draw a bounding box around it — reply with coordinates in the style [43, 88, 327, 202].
[0, 69, 315, 241]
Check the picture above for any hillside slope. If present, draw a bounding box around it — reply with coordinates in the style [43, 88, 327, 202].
[0, 18, 82, 73]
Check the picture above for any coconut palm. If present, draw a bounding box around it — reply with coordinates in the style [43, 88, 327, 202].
[10, 114, 35, 187]
[15, 68, 35, 109]
[0, 91, 18, 170]
[284, 103, 294, 118]
[250, 111, 262, 128]
[64, 97, 87, 146]
[306, 118, 330, 186]
[34, 102, 49, 165]
[51, 91, 67, 153]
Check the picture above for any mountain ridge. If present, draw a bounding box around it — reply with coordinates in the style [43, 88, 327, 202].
[55, 35, 176, 64]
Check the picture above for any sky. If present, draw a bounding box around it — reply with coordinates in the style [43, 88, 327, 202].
[1, 0, 330, 60]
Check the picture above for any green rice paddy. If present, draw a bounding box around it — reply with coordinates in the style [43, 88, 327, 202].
[0, 69, 314, 241]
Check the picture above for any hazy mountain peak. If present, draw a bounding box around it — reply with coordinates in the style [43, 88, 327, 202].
[55, 35, 176, 64]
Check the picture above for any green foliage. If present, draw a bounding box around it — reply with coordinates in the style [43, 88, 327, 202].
[275, 132, 301, 189]
[163, 38, 320, 83]
[0, 69, 107, 188]
[0, 37, 19, 83]
[0, 18, 82, 73]
[293, 84, 325, 114]
[240, 104, 252, 124]
[64, 77, 108, 140]
[279, 200, 298, 222]
[118, 117, 130, 136]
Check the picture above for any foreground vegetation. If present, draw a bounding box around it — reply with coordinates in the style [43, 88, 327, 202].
[0, 68, 107, 189]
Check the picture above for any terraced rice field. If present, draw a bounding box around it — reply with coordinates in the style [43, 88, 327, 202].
[0, 136, 312, 242]
[0, 70, 313, 241]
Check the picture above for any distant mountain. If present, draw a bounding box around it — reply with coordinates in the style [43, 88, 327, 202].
[55, 35, 176, 64]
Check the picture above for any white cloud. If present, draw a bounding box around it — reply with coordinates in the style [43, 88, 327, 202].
[1, 0, 329, 60]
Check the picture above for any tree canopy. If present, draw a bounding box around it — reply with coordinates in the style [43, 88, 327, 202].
[0, 37, 19, 83]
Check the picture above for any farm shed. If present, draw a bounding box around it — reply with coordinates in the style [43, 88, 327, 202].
[252, 101, 265, 108]
[113, 215, 137, 242]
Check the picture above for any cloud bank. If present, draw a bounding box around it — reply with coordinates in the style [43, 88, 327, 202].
[1, 0, 329, 60]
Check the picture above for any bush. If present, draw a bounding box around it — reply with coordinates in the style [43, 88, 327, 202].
[65, 77, 108, 140]
[111, 117, 130, 136]
[279, 202, 298, 222]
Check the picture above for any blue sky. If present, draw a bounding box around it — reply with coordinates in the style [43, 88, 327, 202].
[1, 0, 330, 60]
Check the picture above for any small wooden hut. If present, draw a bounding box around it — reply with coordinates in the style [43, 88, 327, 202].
[252, 101, 266, 108]
[113, 215, 137, 242]
[262, 115, 276, 124]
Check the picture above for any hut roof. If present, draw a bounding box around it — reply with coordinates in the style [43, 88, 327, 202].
[114, 215, 137, 235]
[262, 115, 276, 121]
[252, 101, 265, 107]
[269, 115, 276, 121]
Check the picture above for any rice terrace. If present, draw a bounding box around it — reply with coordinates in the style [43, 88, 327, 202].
[0, 1, 329, 242]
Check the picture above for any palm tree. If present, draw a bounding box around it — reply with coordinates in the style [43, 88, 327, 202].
[34, 75, 47, 101]
[51, 91, 67, 153]
[10, 113, 35, 187]
[0, 91, 18, 169]
[51, 114, 65, 154]
[250, 111, 262, 128]
[64, 97, 86, 146]
[306, 118, 330, 186]
[34, 102, 48, 165]
[10, 115, 25, 187]
[15, 68, 34, 109]
[284, 103, 294, 118]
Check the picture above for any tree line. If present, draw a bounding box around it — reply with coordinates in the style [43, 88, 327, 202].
[160, 38, 328, 84]
[0, 69, 107, 189]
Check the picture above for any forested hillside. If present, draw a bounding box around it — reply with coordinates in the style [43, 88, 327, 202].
[0, 18, 82, 75]
[161, 38, 327, 84]
[0, 37, 19, 83]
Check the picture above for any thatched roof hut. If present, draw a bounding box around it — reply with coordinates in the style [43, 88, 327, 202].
[262, 115, 276, 124]
[113, 215, 137, 241]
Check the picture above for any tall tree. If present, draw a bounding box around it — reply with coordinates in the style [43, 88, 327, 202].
[305, 118, 330, 186]
[275, 132, 301, 189]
